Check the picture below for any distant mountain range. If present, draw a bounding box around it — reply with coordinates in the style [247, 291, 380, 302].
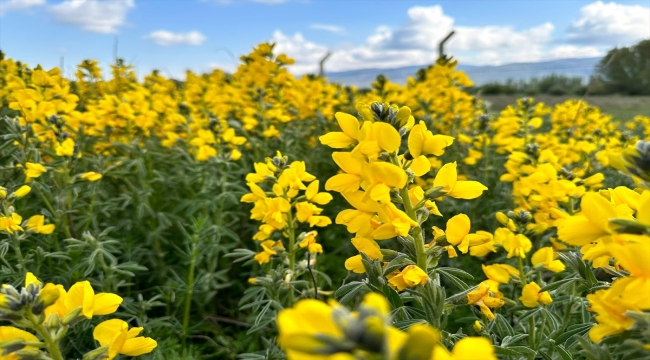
[324, 57, 602, 88]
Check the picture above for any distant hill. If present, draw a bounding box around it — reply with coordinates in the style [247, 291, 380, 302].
[324, 57, 601, 88]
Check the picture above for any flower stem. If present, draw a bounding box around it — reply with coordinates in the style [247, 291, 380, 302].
[286, 207, 296, 305]
[29, 312, 64, 360]
[399, 187, 427, 270]
[182, 233, 199, 339]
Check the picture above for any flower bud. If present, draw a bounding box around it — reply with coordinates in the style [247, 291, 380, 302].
[495, 212, 509, 225]
[11, 185, 31, 199]
[61, 307, 83, 326]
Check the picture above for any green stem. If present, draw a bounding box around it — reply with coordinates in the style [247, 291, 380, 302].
[11, 235, 25, 272]
[528, 315, 536, 353]
[29, 313, 64, 360]
[182, 234, 199, 338]
[399, 187, 427, 270]
[286, 207, 296, 305]
[518, 257, 528, 284]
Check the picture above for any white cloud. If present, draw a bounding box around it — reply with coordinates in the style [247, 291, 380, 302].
[145, 30, 207, 46]
[310, 23, 345, 34]
[48, 0, 134, 34]
[272, 5, 596, 73]
[568, 1, 650, 45]
[0, 0, 44, 14]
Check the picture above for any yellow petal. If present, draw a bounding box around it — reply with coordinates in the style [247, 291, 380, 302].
[66, 281, 95, 318]
[92, 293, 123, 316]
[433, 162, 457, 192]
[369, 162, 406, 189]
[319, 132, 355, 148]
[581, 192, 616, 233]
[325, 174, 362, 193]
[410, 155, 431, 177]
[121, 337, 158, 356]
[25, 272, 41, 287]
[93, 319, 127, 346]
[334, 112, 360, 140]
[448, 181, 488, 199]
[371, 122, 401, 153]
[445, 214, 470, 245]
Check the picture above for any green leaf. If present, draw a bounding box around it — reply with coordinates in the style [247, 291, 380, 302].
[556, 344, 574, 360]
[382, 253, 415, 276]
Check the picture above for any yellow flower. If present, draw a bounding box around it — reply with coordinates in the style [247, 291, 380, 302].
[318, 112, 360, 148]
[93, 319, 157, 359]
[473, 320, 483, 332]
[387, 265, 428, 291]
[55, 138, 75, 157]
[24, 162, 46, 180]
[433, 162, 487, 199]
[432, 336, 497, 360]
[531, 247, 565, 273]
[263, 125, 280, 138]
[0, 213, 24, 234]
[80, 172, 103, 181]
[519, 282, 553, 307]
[298, 231, 322, 254]
[45, 280, 122, 320]
[25, 215, 56, 234]
[372, 203, 419, 239]
[277, 299, 346, 358]
[305, 180, 333, 205]
[11, 185, 31, 198]
[502, 233, 532, 258]
[587, 280, 640, 342]
[467, 282, 505, 320]
[482, 264, 519, 284]
[407, 120, 454, 158]
[557, 192, 627, 246]
[345, 237, 383, 274]
[444, 214, 492, 254]
[254, 240, 283, 264]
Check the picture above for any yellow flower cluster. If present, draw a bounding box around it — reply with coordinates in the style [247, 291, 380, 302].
[277, 292, 496, 360]
[241, 152, 332, 265]
[320, 101, 488, 291]
[0, 272, 156, 359]
[556, 182, 650, 342]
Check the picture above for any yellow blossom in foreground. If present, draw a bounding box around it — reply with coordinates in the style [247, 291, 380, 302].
[482, 263, 519, 284]
[93, 319, 157, 359]
[24, 162, 46, 180]
[531, 247, 565, 273]
[519, 282, 553, 307]
[55, 138, 75, 157]
[0, 213, 24, 234]
[345, 237, 383, 274]
[433, 162, 488, 200]
[254, 240, 283, 264]
[25, 215, 56, 234]
[467, 282, 505, 320]
[433, 336, 497, 360]
[80, 172, 103, 181]
[12, 185, 31, 198]
[387, 265, 428, 291]
[502, 233, 532, 258]
[45, 280, 123, 320]
[298, 231, 323, 254]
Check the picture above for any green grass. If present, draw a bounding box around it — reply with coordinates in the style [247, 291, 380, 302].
[481, 95, 650, 120]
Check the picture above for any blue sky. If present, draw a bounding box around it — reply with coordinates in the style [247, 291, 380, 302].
[1, 0, 648, 78]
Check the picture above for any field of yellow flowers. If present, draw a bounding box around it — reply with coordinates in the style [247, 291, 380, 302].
[0, 43, 649, 359]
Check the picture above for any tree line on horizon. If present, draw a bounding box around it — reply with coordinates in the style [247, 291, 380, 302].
[467, 39, 650, 96]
